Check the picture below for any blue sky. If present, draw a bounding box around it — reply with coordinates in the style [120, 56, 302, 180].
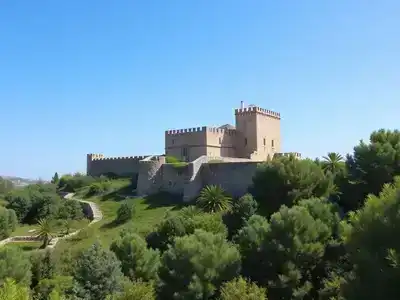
[1, 1, 399, 179]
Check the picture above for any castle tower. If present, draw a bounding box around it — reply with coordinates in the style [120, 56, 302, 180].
[234, 104, 281, 160]
[86, 153, 104, 175]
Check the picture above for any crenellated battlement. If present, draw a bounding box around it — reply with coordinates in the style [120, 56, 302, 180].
[206, 127, 236, 136]
[165, 126, 207, 135]
[274, 152, 302, 159]
[165, 126, 237, 136]
[87, 154, 149, 161]
[235, 106, 280, 119]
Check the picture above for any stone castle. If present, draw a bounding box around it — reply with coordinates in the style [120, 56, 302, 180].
[87, 103, 300, 201]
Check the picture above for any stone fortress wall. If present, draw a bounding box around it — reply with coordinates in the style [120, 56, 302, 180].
[87, 154, 149, 177]
[86, 153, 299, 202]
[86, 103, 301, 201]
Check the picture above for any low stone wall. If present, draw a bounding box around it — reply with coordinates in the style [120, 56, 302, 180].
[0, 235, 40, 247]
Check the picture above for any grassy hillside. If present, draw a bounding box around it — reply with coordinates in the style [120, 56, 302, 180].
[54, 178, 186, 256]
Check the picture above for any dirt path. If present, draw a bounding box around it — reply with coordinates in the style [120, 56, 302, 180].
[0, 193, 103, 249]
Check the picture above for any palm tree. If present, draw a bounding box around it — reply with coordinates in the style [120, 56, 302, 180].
[196, 185, 232, 213]
[36, 218, 53, 248]
[179, 206, 202, 219]
[322, 152, 344, 174]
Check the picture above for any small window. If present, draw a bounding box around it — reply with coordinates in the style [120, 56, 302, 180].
[219, 137, 222, 144]
[172, 139, 175, 145]
[263, 138, 266, 146]
[271, 140, 275, 147]
[244, 138, 247, 146]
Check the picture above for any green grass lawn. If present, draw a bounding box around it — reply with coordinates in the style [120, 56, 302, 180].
[11, 224, 38, 236]
[5, 241, 42, 252]
[55, 181, 186, 255]
[12, 218, 90, 237]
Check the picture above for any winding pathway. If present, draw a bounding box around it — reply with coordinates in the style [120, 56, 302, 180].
[0, 193, 103, 249]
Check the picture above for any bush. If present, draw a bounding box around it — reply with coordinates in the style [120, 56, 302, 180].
[146, 213, 227, 251]
[220, 277, 267, 300]
[58, 199, 84, 220]
[6, 185, 63, 224]
[72, 243, 124, 300]
[157, 230, 241, 299]
[5, 191, 31, 222]
[0, 247, 32, 286]
[110, 231, 160, 281]
[0, 177, 14, 195]
[250, 156, 335, 216]
[115, 201, 135, 224]
[0, 207, 17, 239]
[108, 280, 156, 300]
[223, 193, 258, 239]
[87, 181, 112, 196]
[58, 174, 98, 192]
[34, 276, 73, 300]
[30, 250, 55, 287]
[165, 156, 181, 164]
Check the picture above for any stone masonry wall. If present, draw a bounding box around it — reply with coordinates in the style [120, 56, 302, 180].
[136, 162, 188, 197]
[87, 154, 150, 177]
[200, 161, 260, 198]
[135, 155, 258, 201]
[137, 156, 166, 195]
[182, 156, 258, 201]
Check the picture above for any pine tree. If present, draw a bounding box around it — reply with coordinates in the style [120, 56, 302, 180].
[51, 172, 59, 184]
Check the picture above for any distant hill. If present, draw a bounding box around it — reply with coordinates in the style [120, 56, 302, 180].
[0, 176, 47, 187]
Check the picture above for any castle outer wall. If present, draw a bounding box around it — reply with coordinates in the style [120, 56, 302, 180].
[87, 154, 150, 177]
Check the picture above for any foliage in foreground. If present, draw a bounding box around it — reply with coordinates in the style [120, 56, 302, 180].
[197, 185, 232, 213]
[219, 276, 267, 300]
[72, 242, 124, 299]
[110, 231, 160, 282]
[157, 229, 241, 299]
[0, 207, 17, 239]
[0, 278, 30, 300]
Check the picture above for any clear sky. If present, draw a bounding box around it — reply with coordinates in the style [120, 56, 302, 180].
[1, 1, 399, 179]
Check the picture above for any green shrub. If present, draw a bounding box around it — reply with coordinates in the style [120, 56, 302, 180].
[116, 202, 135, 224]
[58, 199, 84, 220]
[0, 207, 17, 239]
[220, 277, 267, 300]
[165, 156, 180, 164]
[146, 212, 227, 251]
[6, 185, 62, 224]
[87, 181, 111, 196]
[165, 156, 188, 169]
[108, 280, 156, 300]
[110, 231, 160, 281]
[58, 174, 98, 192]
